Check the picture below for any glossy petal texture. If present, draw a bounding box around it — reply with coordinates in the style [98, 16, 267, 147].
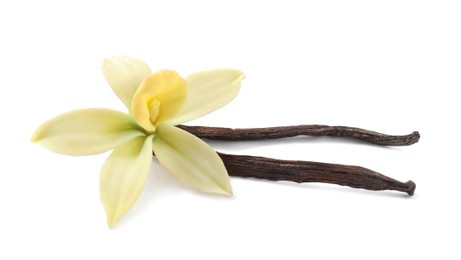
[100, 135, 154, 228]
[131, 70, 187, 132]
[31, 109, 144, 156]
[101, 56, 152, 111]
[166, 69, 244, 125]
[153, 124, 232, 195]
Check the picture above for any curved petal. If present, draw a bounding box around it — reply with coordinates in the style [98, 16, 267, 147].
[100, 135, 154, 228]
[153, 124, 232, 196]
[131, 70, 187, 132]
[101, 56, 152, 110]
[31, 109, 145, 156]
[166, 69, 244, 125]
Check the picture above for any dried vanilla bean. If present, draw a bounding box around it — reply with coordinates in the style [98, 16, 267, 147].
[179, 125, 420, 146]
[218, 152, 415, 196]
[176, 124, 419, 195]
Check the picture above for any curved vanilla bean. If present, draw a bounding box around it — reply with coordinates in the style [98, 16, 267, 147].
[218, 152, 416, 196]
[179, 125, 420, 146]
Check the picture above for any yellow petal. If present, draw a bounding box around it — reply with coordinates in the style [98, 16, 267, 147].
[101, 56, 152, 111]
[100, 135, 154, 228]
[166, 69, 244, 125]
[31, 109, 144, 156]
[131, 70, 187, 132]
[153, 124, 232, 196]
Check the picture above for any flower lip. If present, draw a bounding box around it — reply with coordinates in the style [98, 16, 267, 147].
[130, 70, 187, 132]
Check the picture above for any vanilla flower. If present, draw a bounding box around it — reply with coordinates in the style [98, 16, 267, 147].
[32, 56, 244, 228]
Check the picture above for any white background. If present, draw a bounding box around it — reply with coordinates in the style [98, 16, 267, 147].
[1, 0, 460, 259]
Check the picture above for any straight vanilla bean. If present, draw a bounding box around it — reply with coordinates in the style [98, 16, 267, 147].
[218, 152, 416, 196]
[179, 125, 420, 146]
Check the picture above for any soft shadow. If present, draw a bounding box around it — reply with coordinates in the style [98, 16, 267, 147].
[111, 160, 182, 228]
[115, 158, 235, 227]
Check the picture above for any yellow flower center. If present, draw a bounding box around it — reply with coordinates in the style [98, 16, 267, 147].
[149, 99, 161, 125]
[131, 70, 187, 132]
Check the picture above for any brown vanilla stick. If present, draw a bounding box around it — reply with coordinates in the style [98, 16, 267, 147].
[218, 152, 416, 196]
[179, 125, 420, 146]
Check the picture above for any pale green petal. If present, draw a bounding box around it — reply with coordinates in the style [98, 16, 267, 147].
[31, 109, 145, 156]
[166, 69, 244, 125]
[153, 124, 232, 196]
[131, 70, 187, 132]
[100, 135, 154, 228]
[101, 56, 152, 110]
